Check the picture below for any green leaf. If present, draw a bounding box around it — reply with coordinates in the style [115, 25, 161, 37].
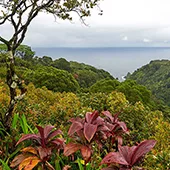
[55, 160, 61, 170]
[0, 159, 11, 170]
[86, 163, 91, 170]
[77, 158, 84, 170]
[12, 113, 19, 129]
[20, 114, 28, 134]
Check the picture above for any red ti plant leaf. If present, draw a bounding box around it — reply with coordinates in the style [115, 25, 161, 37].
[43, 125, 55, 139]
[85, 111, 99, 123]
[117, 122, 128, 134]
[18, 156, 41, 170]
[118, 145, 137, 165]
[101, 140, 157, 169]
[103, 111, 114, 122]
[10, 154, 29, 168]
[37, 146, 52, 161]
[16, 125, 64, 150]
[80, 145, 92, 163]
[68, 121, 83, 136]
[101, 152, 129, 166]
[66, 111, 109, 165]
[84, 123, 97, 143]
[102, 111, 129, 149]
[131, 140, 157, 165]
[36, 125, 46, 147]
[47, 129, 62, 141]
[12, 125, 64, 170]
[103, 111, 128, 134]
[51, 138, 65, 149]
[64, 143, 81, 156]
[16, 134, 40, 146]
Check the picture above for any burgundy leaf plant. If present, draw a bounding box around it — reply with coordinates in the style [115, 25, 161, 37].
[103, 111, 129, 150]
[11, 125, 64, 169]
[101, 140, 157, 170]
[64, 111, 109, 166]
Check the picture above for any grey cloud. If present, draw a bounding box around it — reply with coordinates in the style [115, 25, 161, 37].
[1, 19, 170, 47]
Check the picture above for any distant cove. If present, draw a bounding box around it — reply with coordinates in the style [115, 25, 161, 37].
[33, 47, 170, 80]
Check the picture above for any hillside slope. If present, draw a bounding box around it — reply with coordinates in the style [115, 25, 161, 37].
[127, 59, 170, 105]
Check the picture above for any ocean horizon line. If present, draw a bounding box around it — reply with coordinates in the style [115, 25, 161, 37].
[33, 46, 170, 49]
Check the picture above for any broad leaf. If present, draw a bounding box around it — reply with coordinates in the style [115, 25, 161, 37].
[120, 168, 131, 170]
[113, 113, 120, 122]
[103, 111, 114, 122]
[84, 123, 97, 142]
[80, 145, 91, 162]
[37, 147, 52, 160]
[36, 126, 45, 143]
[93, 116, 104, 126]
[117, 122, 129, 133]
[117, 136, 123, 146]
[47, 129, 63, 141]
[43, 125, 55, 139]
[131, 140, 157, 165]
[51, 138, 64, 146]
[118, 145, 136, 165]
[22, 147, 37, 155]
[85, 111, 99, 123]
[105, 122, 117, 131]
[68, 121, 83, 136]
[18, 156, 40, 170]
[64, 143, 81, 156]
[69, 117, 84, 123]
[16, 134, 40, 146]
[97, 124, 110, 132]
[10, 154, 28, 168]
[101, 152, 128, 166]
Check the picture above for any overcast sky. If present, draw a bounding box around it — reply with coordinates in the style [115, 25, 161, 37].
[1, 0, 170, 47]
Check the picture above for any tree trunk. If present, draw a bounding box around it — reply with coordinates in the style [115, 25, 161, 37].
[3, 50, 26, 132]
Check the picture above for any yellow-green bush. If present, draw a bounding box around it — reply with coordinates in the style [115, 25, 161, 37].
[143, 111, 170, 169]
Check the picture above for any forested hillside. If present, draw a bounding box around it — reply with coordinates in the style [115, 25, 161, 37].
[127, 60, 170, 106]
[0, 44, 163, 109]
[0, 44, 114, 91]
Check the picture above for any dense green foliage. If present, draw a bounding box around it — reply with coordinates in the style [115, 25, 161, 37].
[70, 61, 114, 88]
[127, 60, 170, 106]
[90, 78, 159, 109]
[24, 66, 80, 93]
[0, 44, 35, 60]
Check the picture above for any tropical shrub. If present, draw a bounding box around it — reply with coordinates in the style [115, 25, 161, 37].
[11, 125, 64, 170]
[106, 91, 129, 113]
[23, 66, 80, 93]
[89, 79, 120, 93]
[64, 111, 109, 169]
[101, 140, 157, 170]
[79, 92, 108, 111]
[143, 110, 170, 169]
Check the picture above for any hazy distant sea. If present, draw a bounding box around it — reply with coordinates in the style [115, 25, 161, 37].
[32, 47, 170, 80]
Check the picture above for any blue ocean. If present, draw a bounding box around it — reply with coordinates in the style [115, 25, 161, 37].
[32, 47, 170, 80]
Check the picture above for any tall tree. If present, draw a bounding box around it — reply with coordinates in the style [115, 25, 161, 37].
[0, 0, 103, 131]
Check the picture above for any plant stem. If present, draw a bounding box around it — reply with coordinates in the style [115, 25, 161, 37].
[84, 162, 86, 170]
